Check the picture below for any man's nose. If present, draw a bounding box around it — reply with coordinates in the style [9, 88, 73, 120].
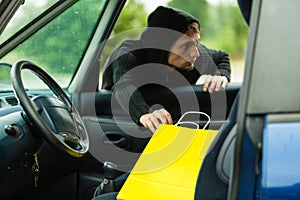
[191, 46, 200, 58]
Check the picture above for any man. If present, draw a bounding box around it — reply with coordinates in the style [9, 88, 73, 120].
[102, 6, 231, 133]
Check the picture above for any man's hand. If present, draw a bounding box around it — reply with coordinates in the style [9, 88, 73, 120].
[139, 109, 173, 133]
[197, 75, 228, 93]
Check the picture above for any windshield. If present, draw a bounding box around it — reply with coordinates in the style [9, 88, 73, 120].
[0, 0, 106, 91]
[0, 0, 58, 43]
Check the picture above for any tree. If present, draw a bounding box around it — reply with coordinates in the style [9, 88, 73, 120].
[112, 0, 147, 36]
[168, 0, 209, 38]
[100, 0, 148, 71]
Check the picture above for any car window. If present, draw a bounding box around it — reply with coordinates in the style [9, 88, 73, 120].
[0, 0, 59, 44]
[0, 62, 11, 91]
[0, 0, 107, 90]
[99, 0, 248, 88]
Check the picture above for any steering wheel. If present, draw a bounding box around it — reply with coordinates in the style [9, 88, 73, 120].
[10, 60, 89, 157]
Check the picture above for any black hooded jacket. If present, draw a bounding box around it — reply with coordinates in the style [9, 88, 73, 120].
[101, 6, 231, 125]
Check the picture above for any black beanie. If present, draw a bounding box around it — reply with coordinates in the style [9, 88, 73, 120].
[140, 6, 200, 65]
[147, 6, 200, 34]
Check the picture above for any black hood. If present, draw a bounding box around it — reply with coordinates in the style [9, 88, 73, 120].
[140, 6, 200, 65]
[147, 6, 199, 34]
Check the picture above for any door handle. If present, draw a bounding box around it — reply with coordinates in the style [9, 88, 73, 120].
[103, 133, 128, 149]
[104, 137, 128, 148]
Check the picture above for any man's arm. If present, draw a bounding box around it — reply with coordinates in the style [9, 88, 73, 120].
[111, 49, 172, 132]
[114, 76, 172, 133]
[196, 43, 231, 93]
[111, 49, 150, 124]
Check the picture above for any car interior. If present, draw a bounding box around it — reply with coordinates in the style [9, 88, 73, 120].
[0, 0, 257, 199]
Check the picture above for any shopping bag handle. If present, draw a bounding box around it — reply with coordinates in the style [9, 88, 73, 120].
[175, 111, 211, 130]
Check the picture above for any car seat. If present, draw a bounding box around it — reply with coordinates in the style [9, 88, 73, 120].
[194, 94, 239, 199]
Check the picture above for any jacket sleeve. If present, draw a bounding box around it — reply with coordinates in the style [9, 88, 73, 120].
[196, 43, 231, 82]
[110, 47, 150, 125]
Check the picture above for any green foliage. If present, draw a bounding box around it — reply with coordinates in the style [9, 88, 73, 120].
[112, 0, 147, 36]
[4, 0, 105, 76]
[168, 0, 209, 33]
[100, 0, 148, 71]
[205, 4, 249, 58]
[0, 65, 10, 81]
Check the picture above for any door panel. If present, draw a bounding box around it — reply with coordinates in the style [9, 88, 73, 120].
[80, 83, 240, 170]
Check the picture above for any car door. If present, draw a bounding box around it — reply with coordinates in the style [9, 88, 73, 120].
[81, 85, 240, 171]
[229, 0, 300, 199]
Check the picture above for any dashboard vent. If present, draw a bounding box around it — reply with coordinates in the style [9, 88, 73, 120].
[5, 96, 19, 106]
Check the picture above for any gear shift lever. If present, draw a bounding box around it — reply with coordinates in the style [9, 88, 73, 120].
[103, 161, 119, 180]
[93, 161, 120, 197]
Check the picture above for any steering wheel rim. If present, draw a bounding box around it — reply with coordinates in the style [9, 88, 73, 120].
[11, 60, 89, 157]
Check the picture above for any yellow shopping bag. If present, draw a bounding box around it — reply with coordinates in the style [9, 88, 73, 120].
[117, 112, 219, 200]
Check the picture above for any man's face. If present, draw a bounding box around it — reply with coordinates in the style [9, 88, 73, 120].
[168, 24, 200, 71]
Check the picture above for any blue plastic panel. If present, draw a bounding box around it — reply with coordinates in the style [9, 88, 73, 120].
[260, 121, 300, 200]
